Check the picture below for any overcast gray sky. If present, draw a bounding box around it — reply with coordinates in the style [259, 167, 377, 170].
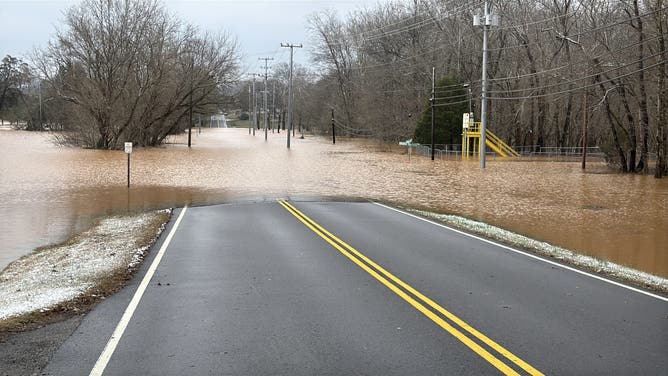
[0, 0, 381, 74]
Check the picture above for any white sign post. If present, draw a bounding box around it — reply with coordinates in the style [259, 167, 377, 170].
[124, 142, 132, 188]
[399, 139, 416, 163]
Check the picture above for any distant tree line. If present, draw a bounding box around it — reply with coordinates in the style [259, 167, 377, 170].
[28, 0, 239, 149]
[302, 0, 667, 177]
[0, 55, 44, 130]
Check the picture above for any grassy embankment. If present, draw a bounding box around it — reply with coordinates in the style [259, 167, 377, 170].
[0, 210, 171, 331]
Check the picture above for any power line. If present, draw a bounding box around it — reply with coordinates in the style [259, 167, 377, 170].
[259, 57, 273, 141]
[487, 34, 663, 83]
[565, 5, 668, 40]
[486, 49, 666, 95]
[496, 9, 579, 31]
[280, 42, 302, 149]
[352, 32, 663, 95]
[361, 1, 482, 41]
[316, 6, 662, 77]
[333, 118, 373, 137]
[309, 1, 665, 82]
[487, 5, 667, 53]
[320, 1, 483, 48]
[434, 98, 472, 107]
[487, 60, 665, 100]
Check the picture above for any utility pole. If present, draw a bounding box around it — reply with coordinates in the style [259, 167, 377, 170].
[474, 1, 498, 168]
[259, 57, 273, 141]
[272, 80, 277, 134]
[463, 83, 472, 117]
[188, 87, 193, 147]
[331, 108, 336, 144]
[252, 74, 257, 136]
[582, 90, 588, 169]
[281, 42, 302, 149]
[188, 55, 194, 147]
[430, 66, 435, 161]
[248, 84, 252, 134]
[38, 79, 42, 130]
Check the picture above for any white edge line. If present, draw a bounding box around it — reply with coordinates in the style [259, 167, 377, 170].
[373, 202, 668, 303]
[89, 206, 189, 376]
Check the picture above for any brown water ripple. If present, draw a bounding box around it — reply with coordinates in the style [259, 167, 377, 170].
[0, 128, 666, 277]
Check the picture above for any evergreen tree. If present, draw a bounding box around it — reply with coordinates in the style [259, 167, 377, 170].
[414, 77, 468, 146]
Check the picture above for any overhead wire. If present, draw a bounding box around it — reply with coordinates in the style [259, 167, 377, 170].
[317, 4, 662, 77]
[565, 5, 667, 40]
[362, 31, 663, 95]
[371, 55, 664, 105]
[320, 0, 483, 48]
[372, 48, 627, 94]
[239, 45, 289, 80]
[360, 1, 483, 41]
[486, 5, 667, 52]
[496, 9, 579, 31]
[434, 98, 472, 107]
[486, 49, 666, 95]
[333, 118, 373, 137]
[314, 1, 548, 75]
[301, 2, 666, 111]
[487, 34, 663, 83]
[487, 60, 665, 100]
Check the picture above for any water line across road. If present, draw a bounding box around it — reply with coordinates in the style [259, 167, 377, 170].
[43, 201, 667, 375]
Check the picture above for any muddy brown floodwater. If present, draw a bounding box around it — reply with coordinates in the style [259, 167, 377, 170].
[1, 128, 666, 277]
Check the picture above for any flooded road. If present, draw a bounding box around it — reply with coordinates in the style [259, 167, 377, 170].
[1, 128, 666, 277]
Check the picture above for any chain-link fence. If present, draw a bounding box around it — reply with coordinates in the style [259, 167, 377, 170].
[405, 144, 611, 161]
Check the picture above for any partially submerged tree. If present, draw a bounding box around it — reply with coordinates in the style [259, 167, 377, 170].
[0, 55, 35, 127]
[33, 0, 239, 149]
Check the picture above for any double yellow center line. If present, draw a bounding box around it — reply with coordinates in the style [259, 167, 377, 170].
[278, 200, 543, 376]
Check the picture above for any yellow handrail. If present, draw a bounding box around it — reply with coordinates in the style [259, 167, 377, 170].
[462, 122, 519, 158]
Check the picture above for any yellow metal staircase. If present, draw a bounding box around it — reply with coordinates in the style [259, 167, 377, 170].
[462, 121, 520, 158]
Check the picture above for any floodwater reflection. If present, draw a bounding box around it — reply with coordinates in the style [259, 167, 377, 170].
[0, 128, 666, 277]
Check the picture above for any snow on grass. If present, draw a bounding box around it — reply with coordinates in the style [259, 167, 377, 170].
[0, 210, 171, 321]
[411, 209, 668, 292]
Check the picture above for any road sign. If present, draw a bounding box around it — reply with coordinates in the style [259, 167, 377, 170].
[124, 142, 132, 188]
[463, 113, 470, 128]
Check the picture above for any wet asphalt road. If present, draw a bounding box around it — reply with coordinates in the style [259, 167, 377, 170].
[43, 201, 667, 375]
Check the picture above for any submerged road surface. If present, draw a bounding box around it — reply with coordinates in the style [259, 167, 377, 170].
[44, 201, 667, 375]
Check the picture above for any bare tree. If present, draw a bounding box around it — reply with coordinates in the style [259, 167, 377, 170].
[301, 0, 666, 176]
[33, 0, 239, 149]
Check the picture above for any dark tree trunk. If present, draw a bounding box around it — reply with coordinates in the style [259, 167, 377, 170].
[633, 0, 651, 173]
[618, 87, 638, 172]
[282, 110, 286, 130]
[655, 0, 667, 178]
[604, 99, 629, 172]
[561, 94, 573, 148]
[537, 98, 546, 151]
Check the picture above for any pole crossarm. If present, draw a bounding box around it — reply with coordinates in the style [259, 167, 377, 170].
[259, 58, 274, 142]
[280, 43, 303, 149]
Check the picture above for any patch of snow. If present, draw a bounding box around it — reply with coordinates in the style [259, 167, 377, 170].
[0, 209, 171, 321]
[412, 210, 668, 292]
